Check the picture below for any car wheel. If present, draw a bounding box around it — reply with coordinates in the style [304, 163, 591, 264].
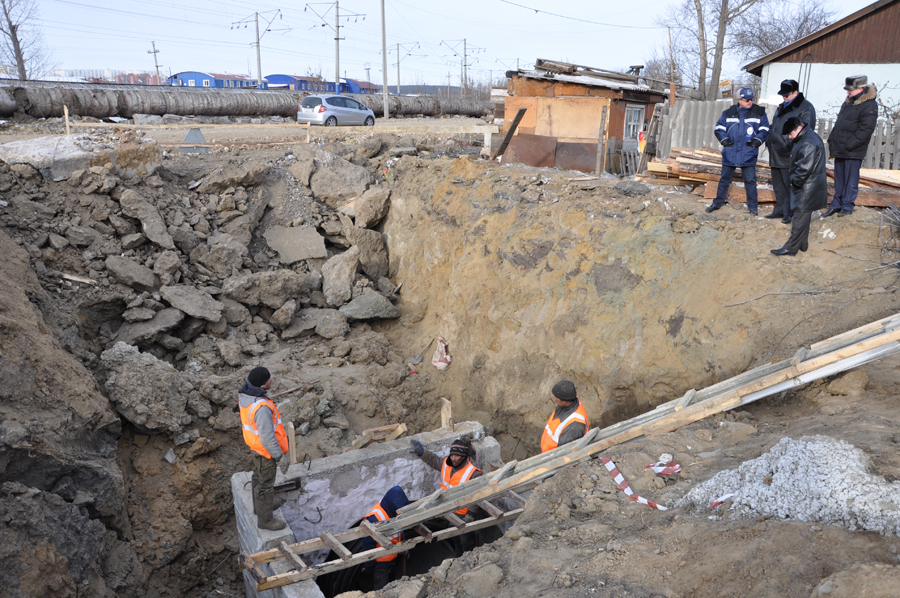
[325, 116, 337, 127]
[364, 116, 375, 127]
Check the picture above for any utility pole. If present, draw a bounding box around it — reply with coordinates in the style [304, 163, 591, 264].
[380, 0, 388, 118]
[396, 42, 400, 95]
[463, 38, 467, 95]
[148, 42, 161, 85]
[460, 57, 464, 98]
[668, 27, 675, 107]
[335, 1, 340, 94]
[255, 13, 263, 88]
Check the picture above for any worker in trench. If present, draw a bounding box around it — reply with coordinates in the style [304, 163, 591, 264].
[410, 437, 484, 552]
[238, 366, 291, 531]
[541, 380, 590, 452]
[359, 486, 410, 590]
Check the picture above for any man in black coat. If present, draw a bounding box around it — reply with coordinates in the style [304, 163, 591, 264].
[772, 116, 827, 256]
[823, 75, 879, 217]
[765, 79, 816, 224]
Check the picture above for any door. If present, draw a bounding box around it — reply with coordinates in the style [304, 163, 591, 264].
[344, 98, 366, 124]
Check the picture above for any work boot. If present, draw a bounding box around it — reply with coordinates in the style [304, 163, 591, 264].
[257, 490, 287, 531]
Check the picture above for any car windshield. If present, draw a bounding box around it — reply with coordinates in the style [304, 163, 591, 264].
[301, 97, 322, 108]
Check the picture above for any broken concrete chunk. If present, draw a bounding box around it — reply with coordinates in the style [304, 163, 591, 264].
[153, 250, 182, 284]
[114, 307, 184, 347]
[282, 308, 348, 340]
[351, 187, 391, 229]
[339, 291, 400, 321]
[200, 232, 247, 278]
[121, 233, 145, 249]
[118, 189, 175, 249]
[614, 180, 651, 196]
[216, 339, 243, 367]
[219, 296, 251, 326]
[196, 161, 264, 194]
[160, 285, 224, 322]
[221, 269, 321, 309]
[321, 245, 359, 307]
[288, 159, 315, 186]
[220, 189, 268, 247]
[171, 227, 200, 255]
[342, 227, 389, 279]
[105, 256, 160, 292]
[308, 153, 372, 207]
[48, 233, 69, 250]
[122, 307, 156, 322]
[269, 299, 297, 330]
[263, 225, 327, 265]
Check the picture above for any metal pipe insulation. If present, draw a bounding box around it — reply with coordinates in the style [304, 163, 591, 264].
[0, 81, 491, 119]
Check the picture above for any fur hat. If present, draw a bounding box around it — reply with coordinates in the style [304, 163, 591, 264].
[552, 380, 578, 402]
[247, 366, 271, 387]
[844, 75, 867, 90]
[781, 116, 805, 136]
[778, 79, 799, 96]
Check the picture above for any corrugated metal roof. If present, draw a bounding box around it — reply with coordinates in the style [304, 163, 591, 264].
[516, 70, 667, 94]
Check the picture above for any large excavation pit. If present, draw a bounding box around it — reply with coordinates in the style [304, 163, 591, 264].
[232, 421, 503, 598]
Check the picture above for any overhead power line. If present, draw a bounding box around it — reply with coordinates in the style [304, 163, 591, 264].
[497, 0, 664, 29]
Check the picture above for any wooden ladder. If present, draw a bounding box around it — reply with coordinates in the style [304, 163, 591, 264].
[241, 311, 900, 591]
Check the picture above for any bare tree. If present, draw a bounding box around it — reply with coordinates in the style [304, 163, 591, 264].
[0, 0, 54, 80]
[730, 0, 836, 62]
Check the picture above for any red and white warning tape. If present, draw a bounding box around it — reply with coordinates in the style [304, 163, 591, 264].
[600, 457, 668, 511]
[709, 493, 736, 508]
[645, 461, 681, 476]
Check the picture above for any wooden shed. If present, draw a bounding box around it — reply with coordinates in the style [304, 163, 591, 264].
[502, 60, 667, 173]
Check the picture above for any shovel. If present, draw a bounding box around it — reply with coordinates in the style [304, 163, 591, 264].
[408, 338, 434, 365]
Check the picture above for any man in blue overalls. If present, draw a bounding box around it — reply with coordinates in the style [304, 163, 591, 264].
[706, 87, 771, 216]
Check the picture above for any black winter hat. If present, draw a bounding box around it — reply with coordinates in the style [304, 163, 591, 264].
[844, 75, 867, 90]
[449, 438, 470, 457]
[781, 116, 805, 136]
[552, 380, 578, 402]
[248, 366, 271, 387]
[778, 79, 799, 96]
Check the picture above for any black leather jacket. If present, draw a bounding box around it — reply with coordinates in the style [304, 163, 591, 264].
[789, 127, 828, 212]
[767, 93, 816, 169]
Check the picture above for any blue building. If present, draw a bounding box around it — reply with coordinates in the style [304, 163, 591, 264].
[168, 72, 264, 89]
[265, 75, 380, 94]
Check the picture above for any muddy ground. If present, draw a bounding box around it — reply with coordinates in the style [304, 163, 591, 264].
[1, 117, 900, 598]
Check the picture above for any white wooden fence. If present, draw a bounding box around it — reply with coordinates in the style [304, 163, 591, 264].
[657, 100, 900, 169]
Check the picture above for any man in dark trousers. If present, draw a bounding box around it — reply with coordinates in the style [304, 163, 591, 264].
[541, 380, 590, 453]
[771, 116, 827, 256]
[706, 87, 770, 216]
[239, 366, 291, 531]
[359, 486, 410, 590]
[765, 79, 816, 223]
[824, 75, 879, 217]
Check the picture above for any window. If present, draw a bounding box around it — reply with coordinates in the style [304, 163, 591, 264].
[203, 80, 210, 87]
[624, 105, 644, 140]
[326, 97, 346, 108]
[188, 80, 195, 86]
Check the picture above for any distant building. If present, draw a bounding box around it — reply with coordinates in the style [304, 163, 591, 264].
[168, 72, 261, 89]
[743, 0, 900, 115]
[265, 75, 380, 94]
[115, 72, 160, 85]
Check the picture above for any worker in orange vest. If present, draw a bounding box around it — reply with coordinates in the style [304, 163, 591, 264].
[410, 437, 483, 553]
[239, 366, 290, 531]
[360, 486, 410, 590]
[541, 380, 590, 453]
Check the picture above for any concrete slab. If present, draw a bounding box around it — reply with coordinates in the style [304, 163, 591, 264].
[0, 134, 161, 182]
[263, 225, 327, 265]
[232, 421, 501, 598]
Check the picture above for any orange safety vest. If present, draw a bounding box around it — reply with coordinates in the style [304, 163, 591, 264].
[440, 460, 481, 516]
[365, 502, 402, 562]
[240, 397, 289, 459]
[541, 401, 589, 453]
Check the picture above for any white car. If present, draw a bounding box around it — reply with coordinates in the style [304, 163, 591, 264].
[297, 95, 376, 126]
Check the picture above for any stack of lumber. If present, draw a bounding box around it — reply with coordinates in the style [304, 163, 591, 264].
[638, 146, 900, 207]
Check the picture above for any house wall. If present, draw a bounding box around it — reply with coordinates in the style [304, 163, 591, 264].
[760, 62, 900, 117]
[504, 96, 612, 140]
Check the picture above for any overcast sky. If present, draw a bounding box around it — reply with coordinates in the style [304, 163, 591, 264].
[38, 0, 871, 85]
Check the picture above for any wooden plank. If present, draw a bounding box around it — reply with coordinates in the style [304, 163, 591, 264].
[61, 273, 97, 285]
[441, 398, 452, 428]
[384, 423, 407, 442]
[790, 347, 808, 366]
[488, 460, 518, 485]
[286, 422, 297, 465]
[809, 314, 900, 350]
[239, 554, 266, 583]
[643, 391, 742, 437]
[478, 500, 504, 518]
[597, 105, 608, 174]
[674, 389, 696, 411]
[443, 512, 466, 528]
[278, 541, 308, 572]
[492, 107, 527, 160]
[504, 490, 528, 508]
[415, 523, 434, 542]
[572, 426, 601, 449]
[320, 531, 352, 561]
[360, 520, 394, 548]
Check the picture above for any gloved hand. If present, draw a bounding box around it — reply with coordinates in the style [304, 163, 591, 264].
[749, 137, 762, 148]
[720, 138, 734, 147]
[278, 456, 290, 475]
[409, 439, 424, 457]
